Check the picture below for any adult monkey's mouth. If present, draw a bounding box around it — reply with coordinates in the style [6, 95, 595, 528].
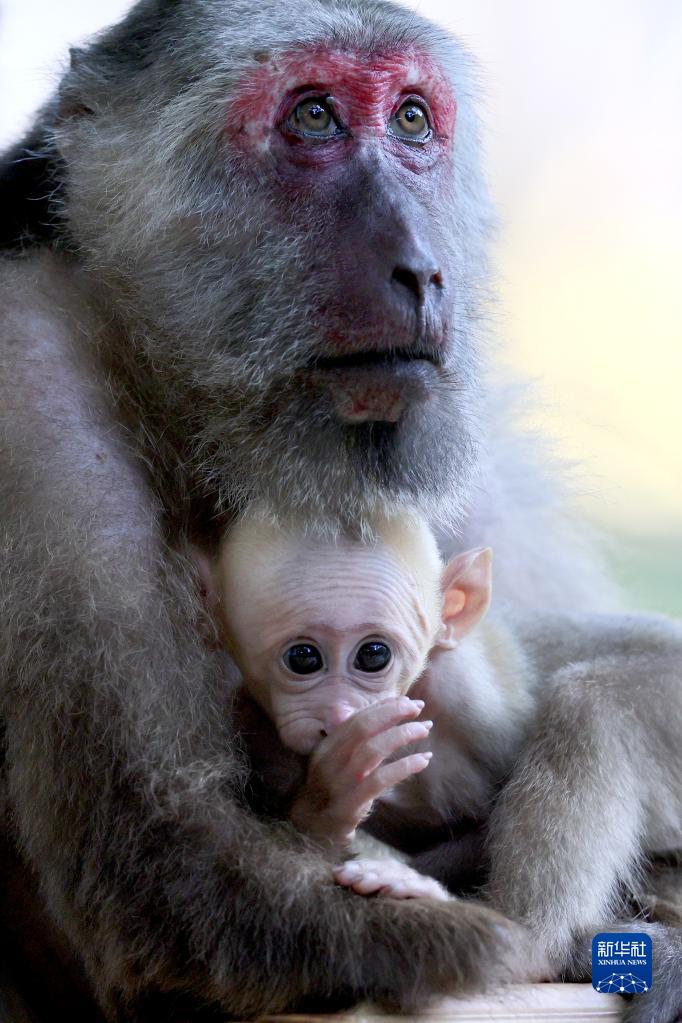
[312, 347, 444, 371]
[308, 352, 441, 423]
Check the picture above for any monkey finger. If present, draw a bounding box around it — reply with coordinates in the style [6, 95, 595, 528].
[326, 752, 432, 829]
[335, 858, 418, 886]
[347, 720, 433, 781]
[334, 859, 452, 902]
[338, 868, 385, 896]
[378, 879, 452, 901]
[310, 706, 428, 790]
[354, 750, 433, 802]
[325, 697, 426, 762]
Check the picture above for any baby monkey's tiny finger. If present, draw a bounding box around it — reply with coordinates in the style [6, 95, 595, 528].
[364, 751, 433, 798]
[351, 721, 433, 780]
[319, 698, 426, 768]
[347, 870, 384, 895]
[343, 697, 426, 747]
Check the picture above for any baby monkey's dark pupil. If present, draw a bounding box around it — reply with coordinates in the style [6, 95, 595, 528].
[355, 642, 391, 672]
[285, 644, 323, 675]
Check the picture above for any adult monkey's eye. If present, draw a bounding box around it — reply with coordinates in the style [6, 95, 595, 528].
[288, 97, 339, 137]
[389, 100, 431, 142]
[354, 641, 392, 673]
[284, 643, 324, 675]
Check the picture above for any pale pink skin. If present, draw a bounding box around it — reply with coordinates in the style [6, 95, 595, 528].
[226, 542, 435, 755]
[210, 535, 491, 901]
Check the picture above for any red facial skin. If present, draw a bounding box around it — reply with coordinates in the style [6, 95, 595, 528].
[227, 46, 457, 173]
[226, 47, 457, 421]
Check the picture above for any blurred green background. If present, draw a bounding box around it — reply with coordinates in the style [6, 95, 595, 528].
[609, 533, 682, 617]
[1, 0, 680, 615]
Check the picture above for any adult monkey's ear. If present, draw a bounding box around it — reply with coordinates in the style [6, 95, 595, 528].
[55, 48, 97, 122]
[434, 548, 492, 649]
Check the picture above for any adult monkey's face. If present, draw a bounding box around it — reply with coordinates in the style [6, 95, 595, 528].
[229, 48, 454, 424]
[59, 1, 492, 528]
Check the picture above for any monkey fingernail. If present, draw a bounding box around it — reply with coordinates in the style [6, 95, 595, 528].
[411, 700, 425, 710]
[421, 720, 434, 730]
[357, 871, 379, 887]
[420, 752, 433, 762]
[335, 863, 361, 879]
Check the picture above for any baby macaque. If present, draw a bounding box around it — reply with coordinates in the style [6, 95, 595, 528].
[205, 511, 682, 944]
[211, 511, 461, 901]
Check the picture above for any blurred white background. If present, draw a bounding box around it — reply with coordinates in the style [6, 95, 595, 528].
[1, 0, 681, 611]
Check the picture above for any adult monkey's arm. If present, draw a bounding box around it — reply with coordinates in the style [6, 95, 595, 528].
[0, 255, 531, 1018]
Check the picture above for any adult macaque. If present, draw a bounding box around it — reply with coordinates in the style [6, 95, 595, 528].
[212, 511, 682, 1018]
[0, 0, 674, 1020]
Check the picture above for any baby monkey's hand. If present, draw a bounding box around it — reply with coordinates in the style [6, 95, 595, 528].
[289, 696, 432, 855]
[334, 857, 452, 901]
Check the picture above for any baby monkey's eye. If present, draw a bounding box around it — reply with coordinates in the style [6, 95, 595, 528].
[354, 641, 392, 673]
[284, 643, 324, 675]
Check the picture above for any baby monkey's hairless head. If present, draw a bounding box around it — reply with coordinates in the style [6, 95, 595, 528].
[214, 511, 491, 754]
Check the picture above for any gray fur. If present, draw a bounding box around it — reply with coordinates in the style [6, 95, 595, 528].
[485, 617, 682, 942]
[0, 252, 530, 1019]
[484, 619, 682, 1022]
[0, 0, 659, 1018]
[0, 0, 541, 1017]
[367, 610, 682, 1020]
[49, 0, 492, 531]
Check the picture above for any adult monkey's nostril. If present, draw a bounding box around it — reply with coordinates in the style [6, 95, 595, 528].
[319, 729, 328, 738]
[391, 265, 443, 307]
[392, 266, 422, 304]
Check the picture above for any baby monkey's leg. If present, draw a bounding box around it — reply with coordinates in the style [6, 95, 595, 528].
[334, 858, 452, 901]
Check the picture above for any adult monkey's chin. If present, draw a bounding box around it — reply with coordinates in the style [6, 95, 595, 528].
[212, 385, 481, 535]
[311, 361, 439, 424]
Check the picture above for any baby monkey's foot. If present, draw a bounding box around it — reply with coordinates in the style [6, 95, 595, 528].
[334, 857, 452, 901]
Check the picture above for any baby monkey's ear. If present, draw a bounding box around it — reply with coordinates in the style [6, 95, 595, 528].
[435, 547, 492, 649]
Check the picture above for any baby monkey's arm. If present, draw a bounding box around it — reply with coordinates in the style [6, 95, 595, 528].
[289, 699, 450, 900]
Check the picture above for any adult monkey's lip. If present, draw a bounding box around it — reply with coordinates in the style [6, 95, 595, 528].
[308, 357, 439, 423]
[312, 348, 444, 372]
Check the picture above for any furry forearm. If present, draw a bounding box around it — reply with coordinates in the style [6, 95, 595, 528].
[0, 525, 530, 1017]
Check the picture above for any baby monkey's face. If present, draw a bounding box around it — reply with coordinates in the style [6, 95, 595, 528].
[220, 539, 438, 755]
[215, 516, 490, 757]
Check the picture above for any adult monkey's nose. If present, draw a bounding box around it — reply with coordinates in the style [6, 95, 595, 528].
[391, 262, 443, 307]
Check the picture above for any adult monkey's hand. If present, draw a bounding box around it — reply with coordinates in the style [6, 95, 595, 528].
[290, 697, 433, 854]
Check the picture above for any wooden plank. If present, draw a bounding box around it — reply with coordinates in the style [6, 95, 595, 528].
[258, 984, 623, 1022]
